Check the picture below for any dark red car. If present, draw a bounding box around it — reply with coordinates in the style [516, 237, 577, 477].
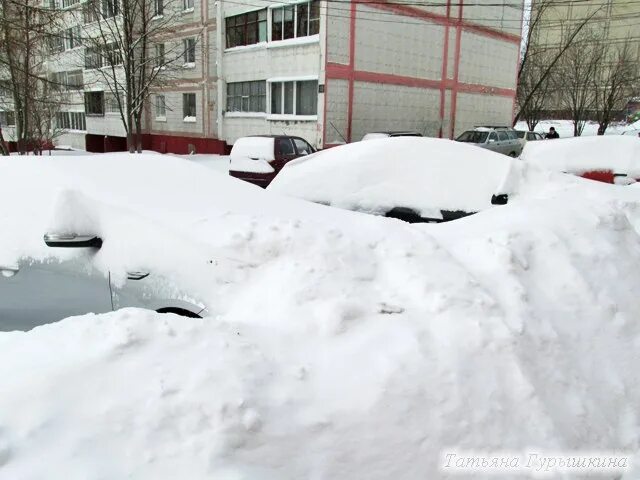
[228, 135, 316, 188]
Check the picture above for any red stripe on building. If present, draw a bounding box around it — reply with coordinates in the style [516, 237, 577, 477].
[357, 0, 521, 45]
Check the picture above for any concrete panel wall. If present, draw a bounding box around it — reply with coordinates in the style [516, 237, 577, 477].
[454, 92, 513, 136]
[326, 2, 351, 65]
[351, 82, 441, 141]
[148, 89, 205, 135]
[458, 31, 519, 89]
[461, 0, 524, 36]
[324, 78, 349, 145]
[354, 5, 444, 79]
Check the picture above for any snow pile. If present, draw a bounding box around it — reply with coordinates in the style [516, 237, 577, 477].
[229, 137, 275, 161]
[3, 180, 640, 477]
[515, 119, 638, 137]
[268, 137, 518, 215]
[521, 135, 640, 177]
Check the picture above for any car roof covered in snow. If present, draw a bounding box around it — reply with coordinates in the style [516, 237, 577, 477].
[520, 135, 640, 177]
[268, 137, 522, 217]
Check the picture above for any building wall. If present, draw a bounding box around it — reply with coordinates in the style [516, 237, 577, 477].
[324, 0, 523, 143]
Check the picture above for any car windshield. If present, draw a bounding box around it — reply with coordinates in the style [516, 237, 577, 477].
[456, 131, 489, 143]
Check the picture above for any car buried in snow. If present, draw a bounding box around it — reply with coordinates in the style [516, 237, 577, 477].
[267, 137, 518, 223]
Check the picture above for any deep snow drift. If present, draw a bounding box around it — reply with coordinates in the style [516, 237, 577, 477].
[521, 135, 640, 178]
[2, 152, 640, 478]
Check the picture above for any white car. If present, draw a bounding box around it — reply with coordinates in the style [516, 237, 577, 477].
[0, 152, 380, 331]
[268, 137, 521, 223]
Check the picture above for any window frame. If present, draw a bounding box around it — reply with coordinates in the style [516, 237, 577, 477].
[225, 9, 267, 49]
[183, 38, 196, 65]
[226, 80, 266, 114]
[84, 91, 105, 116]
[270, 0, 319, 42]
[268, 78, 318, 119]
[183, 0, 193, 11]
[182, 92, 196, 120]
[155, 94, 166, 119]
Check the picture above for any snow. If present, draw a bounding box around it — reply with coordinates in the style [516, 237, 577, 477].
[230, 136, 275, 161]
[229, 157, 274, 174]
[3, 173, 640, 477]
[268, 137, 547, 216]
[361, 132, 390, 141]
[4, 150, 640, 477]
[515, 119, 640, 137]
[177, 153, 230, 174]
[520, 135, 640, 177]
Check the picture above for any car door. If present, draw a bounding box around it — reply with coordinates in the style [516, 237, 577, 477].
[272, 138, 298, 172]
[496, 131, 510, 154]
[292, 137, 314, 156]
[0, 257, 112, 331]
[486, 132, 499, 152]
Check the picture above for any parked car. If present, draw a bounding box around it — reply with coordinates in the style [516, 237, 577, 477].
[455, 126, 522, 157]
[0, 152, 382, 331]
[515, 130, 544, 148]
[362, 131, 423, 141]
[228, 135, 316, 188]
[520, 135, 640, 185]
[268, 137, 520, 223]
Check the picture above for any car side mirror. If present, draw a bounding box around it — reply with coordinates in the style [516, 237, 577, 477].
[44, 233, 103, 249]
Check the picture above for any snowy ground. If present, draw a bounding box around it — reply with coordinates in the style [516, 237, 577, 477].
[2, 147, 640, 478]
[172, 153, 230, 174]
[515, 119, 640, 137]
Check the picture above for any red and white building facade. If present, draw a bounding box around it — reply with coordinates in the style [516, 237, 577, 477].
[49, 0, 524, 153]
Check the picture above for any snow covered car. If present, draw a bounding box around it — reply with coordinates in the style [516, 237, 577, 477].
[228, 135, 316, 188]
[361, 131, 423, 141]
[267, 137, 518, 223]
[0, 152, 388, 331]
[520, 135, 640, 184]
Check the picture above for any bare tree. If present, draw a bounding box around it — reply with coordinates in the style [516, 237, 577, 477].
[74, 0, 196, 152]
[556, 34, 601, 137]
[592, 38, 639, 135]
[516, 46, 555, 131]
[514, 0, 603, 125]
[0, 0, 62, 154]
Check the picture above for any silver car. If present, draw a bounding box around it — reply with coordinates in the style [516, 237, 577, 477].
[1, 235, 206, 331]
[455, 127, 523, 157]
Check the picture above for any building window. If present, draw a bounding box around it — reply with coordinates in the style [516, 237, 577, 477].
[49, 33, 64, 53]
[0, 111, 15, 126]
[83, 0, 118, 22]
[85, 46, 102, 69]
[272, 0, 318, 41]
[226, 80, 266, 112]
[67, 70, 84, 89]
[85, 91, 104, 115]
[155, 95, 166, 118]
[183, 93, 196, 119]
[105, 93, 120, 113]
[63, 26, 81, 50]
[183, 0, 193, 10]
[225, 9, 267, 48]
[56, 111, 86, 130]
[153, 0, 163, 15]
[183, 38, 195, 64]
[270, 80, 317, 116]
[62, 0, 80, 8]
[103, 42, 122, 66]
[154, 43, 165, 67]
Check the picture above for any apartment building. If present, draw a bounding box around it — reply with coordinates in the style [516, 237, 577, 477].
[1, 0, 525, 153]
[530, 0, 640, 116]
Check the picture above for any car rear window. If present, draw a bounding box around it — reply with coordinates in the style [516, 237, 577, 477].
[516, 131, 525, 139]
[456, 131, 489, 143]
